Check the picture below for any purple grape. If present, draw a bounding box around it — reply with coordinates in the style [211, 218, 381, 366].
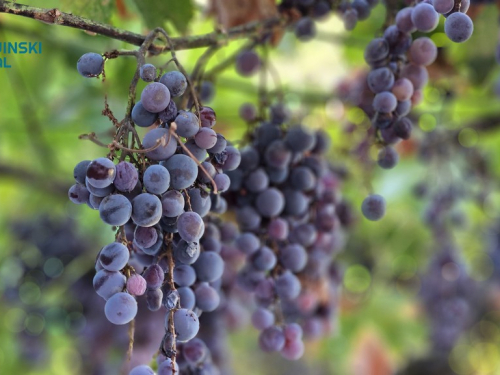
[220, 146, 241, 171]
[175, 111, 199, 138]
[214, 173, 230, 193]
[73, 160, 91, 185]
[132, 101, 158, 128]
[177, 211, 204, 242]
[126, 274, 147, 296]
[114, 161, 139, 192]
[396, 7, 416, 33]
[244, 168, 269, 193]
[377, 146, 399, 169]
[140, 64, 156, 82]
[410, 37, 438, 66]
[361, 194, 386, 221]
[173, 265, 196, 287]
[143, 164, 170, 195]
[146, 288, 163, 311]
[256, 188, 285, 218]
[281, 339, 305, 360]
[251, 246, 277, 271]
[235, 232, 260, 255]
[236, 206, 262, 231]
[85, 178, 114, 197]
[268, 218, 289, 240]
[239, 103, 257, 121]
[411, 3, 439, 32]
[164, 154, 198, 190]
[401, 63, 429, 90]
[290, 166, 316, 191]
[99, 194, 132, 226]
[373, 92, 397, 113]
[236, 50, 261, 76]
[93, 269, 126, 300]
[394, 117, 413, 139]
[433, 0, 454, 14]
[176, 286, 195, 310]
[194, 282, 220, 312]
[251, 307, 275, 330]
[207, 133, 227, 154]
[171, 308, 199, 342]
[183, 338, 208, 366]
[392, 78, 414, 101]
[129, 365, 155, 375]
[199, 106, 216, 128]
[77, 52, 103, 77]
[343, 9, 358, 31]
[285, 125, 316, 153]
[444, 12, 473, 43]
[259, 326, 286, 352]
[142, 128, 177, 161]
[364, 38, 389, 65]
[131, 193, 162, 227]
[159, 71, 187, 97]
[193, 252, 224, 282]
[143, 264, 165, 289]
[367, 67, 395, 94]
[183, 138, 208, 162]
[295, 17, 316, 41]
[352, 0, 370, 20]
[104, 292, 137, 325]
[141, 82, 171, 113]
[194, 128, 218, 149]
[68, 184, 90, 205]
[86, 157, 116, 188]
[275, 271, 301, 300]
[174, 241, 200, 265]
[99, 242, 129, 271]
[159, 100, 178, 124]
[161, 190, 185, 217]
[280, 243, 307, 272]
[134, 226, 158, 249]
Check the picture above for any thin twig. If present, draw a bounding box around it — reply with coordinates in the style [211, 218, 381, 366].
[0, 1, 286, 54]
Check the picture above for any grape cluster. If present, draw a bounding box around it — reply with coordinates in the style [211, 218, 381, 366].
[352, 0, 474, 220]
[70, 54, 241, 374]
[223, 104, 348, 359]
[420, 249, 477, 353]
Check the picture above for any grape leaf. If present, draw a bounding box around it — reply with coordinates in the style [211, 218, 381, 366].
[209, 0, 278, 28]
[132, 0, 194, 34]
[60, 0, 115, 24]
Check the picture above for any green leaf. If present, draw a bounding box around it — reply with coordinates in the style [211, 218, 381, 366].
[60, 0, 115, 24]
[132, 0, 194, 34]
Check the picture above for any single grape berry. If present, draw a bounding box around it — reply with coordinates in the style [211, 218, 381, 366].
[160, 71, 187, 97]
[361, 194, 386, 221]
[77, 52, 104, 77]
[236, 50, 261, 77]
[140, 64, 156, 82]
[444, 13, 473, 43]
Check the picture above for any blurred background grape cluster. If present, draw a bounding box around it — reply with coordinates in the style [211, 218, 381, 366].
[2, 0, 500, 374]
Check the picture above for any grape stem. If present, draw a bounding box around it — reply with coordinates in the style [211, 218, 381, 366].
[0, 1, 286, 54]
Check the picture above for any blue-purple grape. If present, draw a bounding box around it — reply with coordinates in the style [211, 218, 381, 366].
[160, 71, 187, 97]
[93, 269, 126, 300]
[132, 101, 158, 128]
[104, 292, 137, 325]
[99, 194, 132, 226]
[164, 154, 198, 190]
[77, 52, 103, 77]
[141, 82, 171, 113]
